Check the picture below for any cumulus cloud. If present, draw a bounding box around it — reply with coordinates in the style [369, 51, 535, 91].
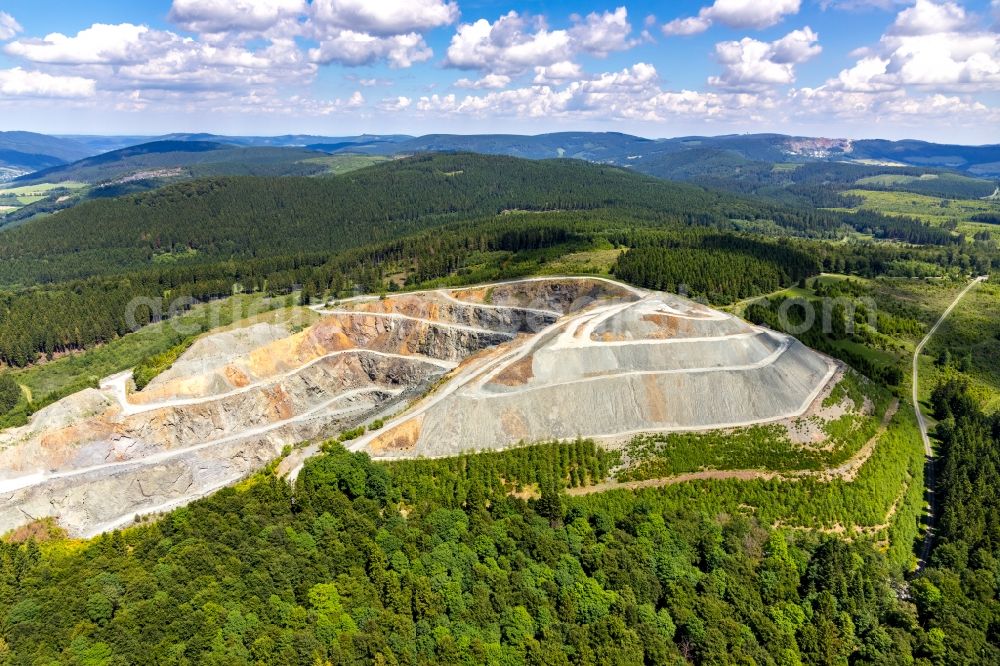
[445, 12, 571, 74]
[790, 86, 997, 124]
[0, 12, 22, 41]
[663, 0, 800, 36]
[311, 0, 458, 36]
[306, 0, 457, 69]
[410, 63, 773, 124]
[827, 0, 1000, 92]
[168, 0, 306, 34]
[445, 8, 637, 77]
[5, 23, 317, 92]
[308, 31, 431, 67]
[389, 57, 997, 131]
[5, 23, 157, 65]
[662, 16, 713, 36]
[567, 7, 636, 57]
[533, 61, 584, 85]
[455, 73, 512, 89]
[709, 27, 821, 89]
[889, 0, 968, 35]
[0, 67, 95, 97]
[379, 95, 412, 111]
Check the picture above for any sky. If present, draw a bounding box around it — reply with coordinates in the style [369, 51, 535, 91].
[0, 0, 998, 142]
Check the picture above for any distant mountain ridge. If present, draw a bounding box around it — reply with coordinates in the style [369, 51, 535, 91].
[9, 130, 1000, 180]
[309, 132, 1000, 176]
[0, 131, 94, 181]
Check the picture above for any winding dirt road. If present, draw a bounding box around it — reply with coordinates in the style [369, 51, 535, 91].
[566, 398, 899, 496]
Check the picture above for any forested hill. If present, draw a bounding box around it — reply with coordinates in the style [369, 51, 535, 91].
[0, 153, 764, 286]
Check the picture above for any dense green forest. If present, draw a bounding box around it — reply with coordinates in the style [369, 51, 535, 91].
[0, 154, 740, 285]
[0, 153, 979, 289]
[612, 235, 818, 302]
[916, 379, 1000, 663]
[0, 441, 928, 664]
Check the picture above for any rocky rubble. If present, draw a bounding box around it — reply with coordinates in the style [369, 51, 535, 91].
[0, 278, 839, 536]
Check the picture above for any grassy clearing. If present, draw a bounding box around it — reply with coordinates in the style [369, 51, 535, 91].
[534, 247, 623, 275]
[305, 154, 388, 175]
[618, 373, 892, 480]
[921, 279, 1000, 413]
[841, 189, 999, 235]
[869, 277, 966, 334]
[0, 181, 87, 196]
[856, 174, 936, 187]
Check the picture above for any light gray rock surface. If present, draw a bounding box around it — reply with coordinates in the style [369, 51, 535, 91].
[0, 277, 837, 536]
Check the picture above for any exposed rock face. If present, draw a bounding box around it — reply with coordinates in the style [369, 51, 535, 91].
[0, 278, 837, 536]
[356, 280, 838, 457]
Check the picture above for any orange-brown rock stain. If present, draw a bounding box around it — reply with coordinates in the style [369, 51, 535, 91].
[370, 414, 424, 454]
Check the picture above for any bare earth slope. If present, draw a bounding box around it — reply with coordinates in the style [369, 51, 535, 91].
[354, 278, 837, 457]
[0, 277, 838, 536]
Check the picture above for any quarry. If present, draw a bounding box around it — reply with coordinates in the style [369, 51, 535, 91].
[0, 277, 841, 537]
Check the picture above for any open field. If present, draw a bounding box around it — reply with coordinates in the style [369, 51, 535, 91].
[305, 154, 388, 175]
[0, 181, 86, 204]
[840, 188, 999, 236]
[921, 278, 1000, 413]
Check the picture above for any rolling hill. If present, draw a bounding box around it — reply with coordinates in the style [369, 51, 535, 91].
[0, 153, 744, 285]
[13, 140, 339, 186]
[0, 131, 94, 181]
[1, 141, 388, 225]
[306, 131, 1000, 176]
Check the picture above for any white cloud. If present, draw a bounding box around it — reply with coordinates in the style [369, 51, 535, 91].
[709, 27, 821, 89]
[455, 73, 512, 89]
[307, 0, 457, 69]
[0, 67, 95, 97]
[663, 0, 800, 36]
[396, 59, 997, 131]
[662, 16, 713, 36]
[445, 8, 637, 77]
[168, 0, 306, 34]
[828, 0, 1000, 92]
[346, 90, 364, 106]
[5, 23, 157, 65]
[409, 63, 774, 125]
[379, 95, 412, 111]
[308, 31, 431, 67]
[533, 61, 584, 85]
[790, 86, 997, 124]
[445, 12, 572, 74]
[311, 0, 458, 36]
[568, 7, 636, 57]
[5, 22, 317, 93]
[770, 27, 823, 63]
[0, 12, 22, 41]
[114, 38, 315, 90]
[889, 0, 968, 35]
[831, 56, 893, 91]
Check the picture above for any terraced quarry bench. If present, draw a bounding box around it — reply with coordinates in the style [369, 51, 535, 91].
[0, 277, 840, 536]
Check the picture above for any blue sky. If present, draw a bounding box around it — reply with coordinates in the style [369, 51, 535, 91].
[0, 0, 997, 141]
